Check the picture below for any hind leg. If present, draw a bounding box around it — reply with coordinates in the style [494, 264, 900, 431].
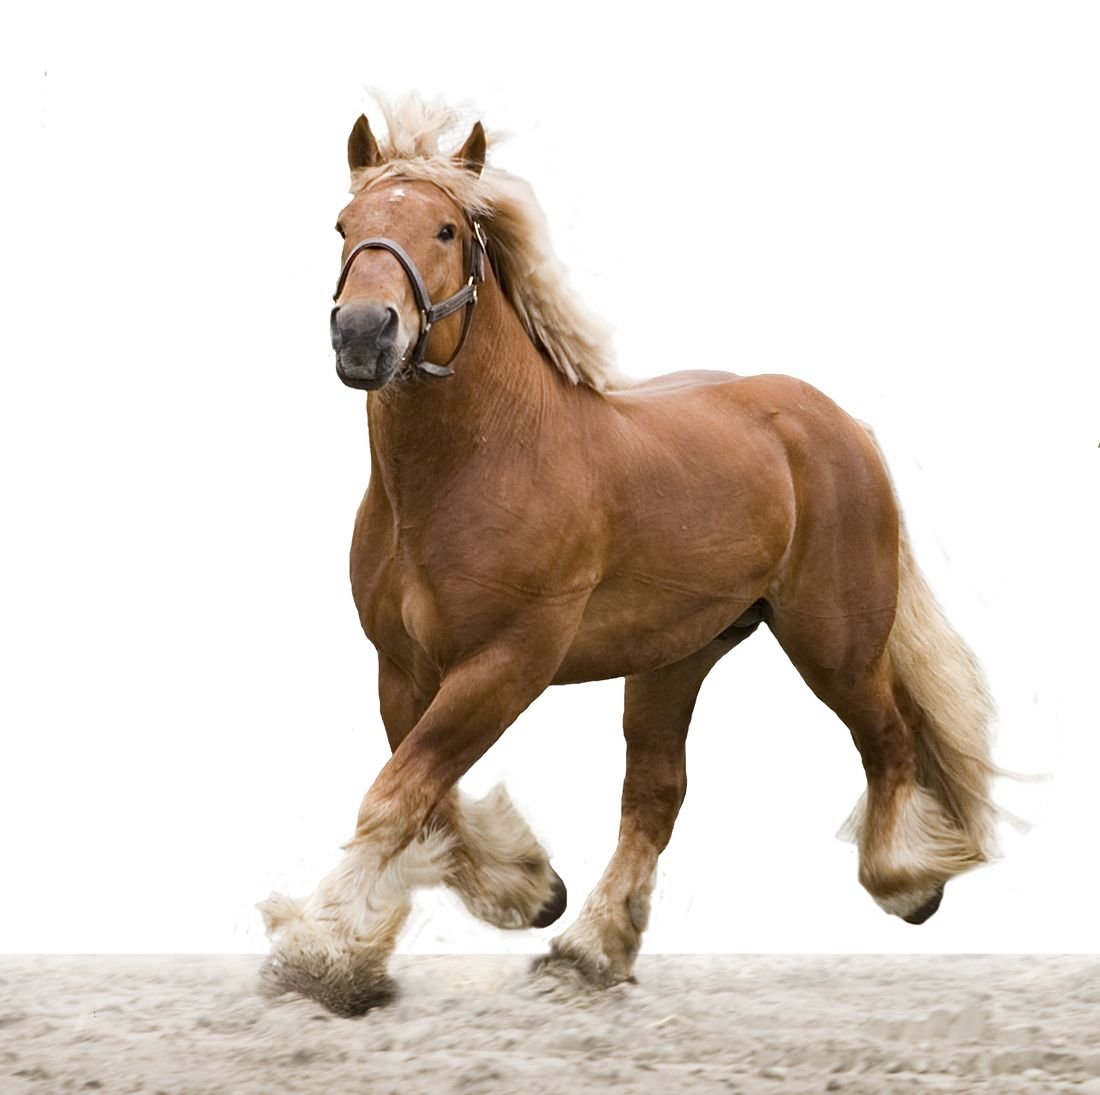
[539, 628, 753, 986]
[769, 605, 970, 921]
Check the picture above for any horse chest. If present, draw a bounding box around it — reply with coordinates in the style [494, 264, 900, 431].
[351, 525, 491, 681]
[352, 542, 433, 652]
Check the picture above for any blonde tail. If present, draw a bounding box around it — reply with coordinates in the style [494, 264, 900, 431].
[885, 505, 1000, 870]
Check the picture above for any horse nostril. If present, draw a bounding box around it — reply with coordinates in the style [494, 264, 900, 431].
[334, 303, 401, 352]
[380, 306, 398, 339]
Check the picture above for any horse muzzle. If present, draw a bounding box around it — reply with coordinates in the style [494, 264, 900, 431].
[331, 302, 406, 390]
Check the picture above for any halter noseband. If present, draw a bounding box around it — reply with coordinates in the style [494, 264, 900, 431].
[331, 217, 488, 378]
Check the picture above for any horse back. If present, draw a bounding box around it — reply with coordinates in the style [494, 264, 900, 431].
[555, 371, 895, 679]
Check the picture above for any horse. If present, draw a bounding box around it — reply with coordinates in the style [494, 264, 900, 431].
[259, 96, 1000, 1017]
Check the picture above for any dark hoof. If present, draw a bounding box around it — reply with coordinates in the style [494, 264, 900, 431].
[259, 955, 396, 1018]
[902, 884, 945, 925]
[531, 867, 568, 928]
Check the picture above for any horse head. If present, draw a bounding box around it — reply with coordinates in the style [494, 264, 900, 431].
[330, 115, 487, 390]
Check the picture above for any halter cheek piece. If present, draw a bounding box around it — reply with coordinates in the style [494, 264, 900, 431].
[331, 217, 488, 378]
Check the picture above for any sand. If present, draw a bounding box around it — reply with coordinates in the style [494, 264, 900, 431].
[1, 955, 1098, 1093]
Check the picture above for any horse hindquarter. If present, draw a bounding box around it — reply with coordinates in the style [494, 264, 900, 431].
[759, 381, 996, 918]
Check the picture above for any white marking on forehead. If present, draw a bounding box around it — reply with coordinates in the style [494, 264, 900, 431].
[386, 187, 409, 203]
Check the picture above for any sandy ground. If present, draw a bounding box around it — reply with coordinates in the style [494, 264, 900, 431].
[1, 955, 1098, 1094]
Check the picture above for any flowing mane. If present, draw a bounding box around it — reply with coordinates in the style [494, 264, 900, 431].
[349, 95, 623, 391]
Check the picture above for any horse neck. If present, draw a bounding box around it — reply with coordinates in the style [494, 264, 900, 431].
[366, 269, 568, 504]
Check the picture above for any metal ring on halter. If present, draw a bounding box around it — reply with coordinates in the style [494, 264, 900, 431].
[331, 216, 487, 378]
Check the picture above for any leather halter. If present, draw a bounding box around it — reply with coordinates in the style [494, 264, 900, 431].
[331, 217, 488, 378]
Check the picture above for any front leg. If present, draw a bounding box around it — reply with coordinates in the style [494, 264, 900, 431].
[260, 634, 572, 1016]
[377, 653, 568, 932]
[539, 634, 745, 986]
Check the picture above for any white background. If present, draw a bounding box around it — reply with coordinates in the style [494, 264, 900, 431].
[3, 2, 1097, 955]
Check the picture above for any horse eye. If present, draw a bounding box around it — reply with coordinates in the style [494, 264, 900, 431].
[437, 224, 456, 242]
[335, 223, 346, 238]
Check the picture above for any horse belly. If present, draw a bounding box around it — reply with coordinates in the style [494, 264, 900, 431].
[554, 418, 795, 682]
[553, 567, 768, 684]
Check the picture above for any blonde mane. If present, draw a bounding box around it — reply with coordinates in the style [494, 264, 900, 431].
[349, 95, 623, 391]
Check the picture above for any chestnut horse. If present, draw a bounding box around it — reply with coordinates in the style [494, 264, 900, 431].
[260, 98, 999, 1016]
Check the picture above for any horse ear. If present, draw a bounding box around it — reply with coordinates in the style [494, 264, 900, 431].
[455, 121, 487, 177]
[348, 114, 382, 172]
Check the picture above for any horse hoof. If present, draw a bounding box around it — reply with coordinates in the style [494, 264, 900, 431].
[530, 945, 630, 992]
[258, 954, 396, 1018]
[902, 884, 945, 925]
[529, 952, 598, 995]
[531, 867, 568, 928]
